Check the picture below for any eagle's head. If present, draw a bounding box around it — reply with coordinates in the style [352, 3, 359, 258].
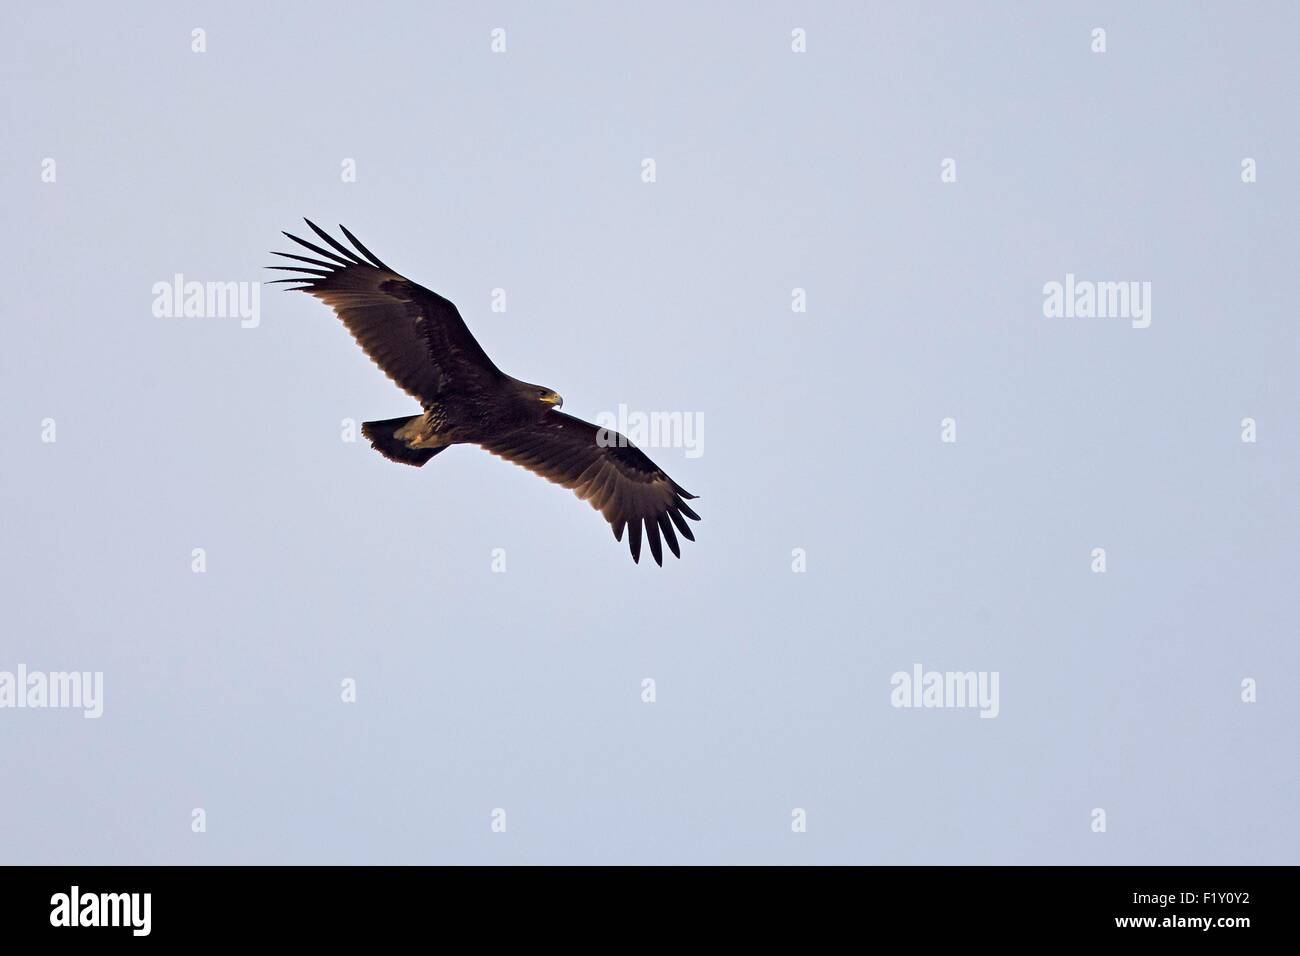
[512, 379, 563, 410]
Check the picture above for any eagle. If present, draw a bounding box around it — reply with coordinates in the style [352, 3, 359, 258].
[267, 220, 699, 565]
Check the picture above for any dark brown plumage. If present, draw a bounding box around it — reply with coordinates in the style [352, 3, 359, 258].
[267, 220, 699, 565]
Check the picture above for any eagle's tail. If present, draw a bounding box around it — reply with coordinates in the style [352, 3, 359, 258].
[361, 416, 446, 467]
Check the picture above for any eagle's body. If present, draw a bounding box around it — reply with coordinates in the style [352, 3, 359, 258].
[268, 221, 699, 564]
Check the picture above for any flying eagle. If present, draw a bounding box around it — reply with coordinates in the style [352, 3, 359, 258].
[267, 220, 699, 565]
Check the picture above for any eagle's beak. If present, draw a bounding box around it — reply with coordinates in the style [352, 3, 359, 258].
[541, 391, 563, 408]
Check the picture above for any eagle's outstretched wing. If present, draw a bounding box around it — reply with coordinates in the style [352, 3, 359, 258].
[267, 220, 502, 401]
[477, 411, 700, 565]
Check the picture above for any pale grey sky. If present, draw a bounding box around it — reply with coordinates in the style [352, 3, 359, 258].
[1, 1, 1296, 864]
